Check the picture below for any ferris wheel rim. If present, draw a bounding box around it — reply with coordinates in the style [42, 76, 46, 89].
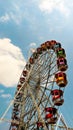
[0, 40, 68, 130]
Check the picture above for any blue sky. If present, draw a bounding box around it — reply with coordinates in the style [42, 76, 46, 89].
[0, 0, 73, 129]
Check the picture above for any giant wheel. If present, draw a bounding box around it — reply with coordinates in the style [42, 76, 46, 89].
[9, 40, 68, 130]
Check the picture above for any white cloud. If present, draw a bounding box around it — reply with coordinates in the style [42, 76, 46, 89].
[0, 0, 73, 25]
[0, 12, 22, 24]
[0, 13, 10, 23]
[1, 94, 11, 98]
[0, 38, 26, 87]
[7, 2, 29, 25]
[9, 12, 23, 25]
[38, 0, 71, 17]
[0, 2, 27, 24]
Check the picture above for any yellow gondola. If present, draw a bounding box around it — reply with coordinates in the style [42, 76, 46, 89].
[55, 72, 67, 87]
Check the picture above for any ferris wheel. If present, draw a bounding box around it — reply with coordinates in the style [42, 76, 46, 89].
[8, 40, 68, 130]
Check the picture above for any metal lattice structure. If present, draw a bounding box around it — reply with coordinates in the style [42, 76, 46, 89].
[0, 40, 71, 130]
[8, 40, 69, 130]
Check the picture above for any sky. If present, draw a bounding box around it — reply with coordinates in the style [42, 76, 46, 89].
[0, 0, 73, 129]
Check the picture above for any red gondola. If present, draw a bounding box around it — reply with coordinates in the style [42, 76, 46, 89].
[22, 70, 28, 77]
[55, 72, 67, 87]
[57, 57, 68, 71]
[45, 107, 57, 114]
[45, 107, 57, 124]
[37, 122, 43, 129]
[51, 89, 64, 106]
[29, 57, 34, 64]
